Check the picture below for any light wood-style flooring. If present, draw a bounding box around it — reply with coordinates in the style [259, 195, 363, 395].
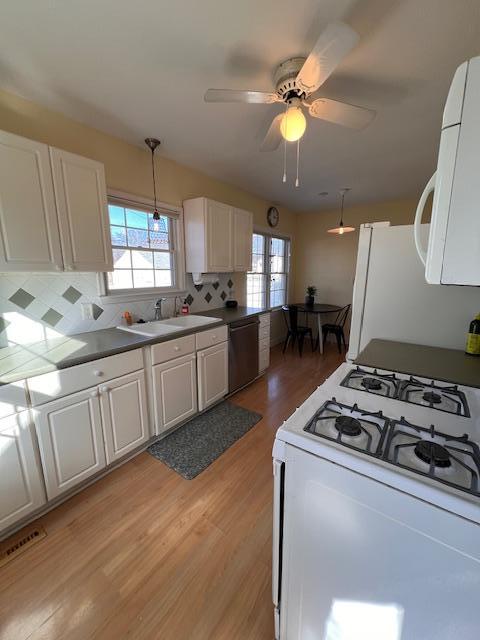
[0, 343, 343, 640]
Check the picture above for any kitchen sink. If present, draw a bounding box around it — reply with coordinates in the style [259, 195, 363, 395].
[164, 315, 222, 328]
[117, 315, 221, 336]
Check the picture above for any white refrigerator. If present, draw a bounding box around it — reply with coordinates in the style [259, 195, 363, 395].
[348, 222, 480, 361]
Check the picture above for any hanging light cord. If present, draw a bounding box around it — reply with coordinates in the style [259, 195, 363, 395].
[340, 191, 345, 226]
[150, 149, 159, 219]
[282, 102, 288, 183]
[295, 138, 300, 188]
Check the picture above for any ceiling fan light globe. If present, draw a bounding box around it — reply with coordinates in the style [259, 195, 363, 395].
[280, 106, 306, 142]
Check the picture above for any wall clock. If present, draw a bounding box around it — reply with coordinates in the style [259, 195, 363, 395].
[267, 206, 279, 228]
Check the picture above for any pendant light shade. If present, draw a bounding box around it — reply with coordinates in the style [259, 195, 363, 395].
[328, 188, 355, 234]
[145, 138, 161, 225]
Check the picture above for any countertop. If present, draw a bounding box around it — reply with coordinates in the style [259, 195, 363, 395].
[0, 306, 267, 385]
[355, 339, 480, 389]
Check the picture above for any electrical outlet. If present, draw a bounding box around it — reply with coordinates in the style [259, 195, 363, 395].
[81, 303, 94, 320]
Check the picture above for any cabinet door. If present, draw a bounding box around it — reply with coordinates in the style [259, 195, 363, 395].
[0, 130, 63, 271]
[233, 208, 253, 271]
[206, 200, 233, 272]
[197, 342, 228, 411]
[153, 353, 198, 435]
[0, 411, 46, 533]
[99, 370, 150, 464]
[50, 147, 113, 272]
[34, 388, 106, 500]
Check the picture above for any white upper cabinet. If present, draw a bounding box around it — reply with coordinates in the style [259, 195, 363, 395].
[50, 147, 113, 272]
[233, 207, 253, 271]
[0, 411, 46, 534]
[0, 129, 112, 272]
[184, 197, 252, 273]
[0, 130, 63, 271]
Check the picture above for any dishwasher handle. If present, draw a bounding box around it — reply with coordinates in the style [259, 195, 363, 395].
[229, 320, 259, 333]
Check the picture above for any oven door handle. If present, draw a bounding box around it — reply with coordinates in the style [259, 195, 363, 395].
[272, 459, 284, 609]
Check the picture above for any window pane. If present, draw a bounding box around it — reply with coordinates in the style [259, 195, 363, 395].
[133, 270, 155, 288]
[132, 250, 154, 269]
[247, 273, 266, 308]
[154, 252, 171, 269]
[127, 228, 149, 248]
[111, 226, 127, 246]
[271, 274, 286, 292]
[113, 248, 131, 268]
[107, 269, 133, 290]
[150, 231, 170, 249]
[270, 255, 284, 273]
[155, 270, 172, 287]
[109, 205, 125, 226]
[126, 209, 148, 229]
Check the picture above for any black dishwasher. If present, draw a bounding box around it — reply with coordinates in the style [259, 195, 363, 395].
[228, 317, 259, 393]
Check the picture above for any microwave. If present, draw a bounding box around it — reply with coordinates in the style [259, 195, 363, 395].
[415, 56, 480, 286]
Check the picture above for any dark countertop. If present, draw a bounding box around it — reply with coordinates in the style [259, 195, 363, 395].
[0, 306, 267, 385]
[355, 339, 480, 389]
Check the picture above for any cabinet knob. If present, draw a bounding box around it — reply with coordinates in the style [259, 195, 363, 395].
[93, 370, 104, 377]
[90, 389, 99, 398]
[174, 346, 180, 352]
[55, 264, 62, 271]
[212, 335, 217, 340]
[200, 352, 205, 358]
[100, 386, 110, 394]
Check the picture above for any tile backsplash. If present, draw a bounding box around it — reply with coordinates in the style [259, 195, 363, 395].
[0, 272, 234, 346]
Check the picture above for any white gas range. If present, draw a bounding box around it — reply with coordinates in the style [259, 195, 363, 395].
[272, 362, 480, 640]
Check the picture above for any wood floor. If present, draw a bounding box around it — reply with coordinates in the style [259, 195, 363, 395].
[0, 344, 343, 640]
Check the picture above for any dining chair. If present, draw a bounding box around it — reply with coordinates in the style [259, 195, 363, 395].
[317, 304, 351, 354]
[282, 305, 314, 357]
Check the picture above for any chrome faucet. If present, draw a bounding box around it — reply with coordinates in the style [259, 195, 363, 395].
[154, 298, 167, 321]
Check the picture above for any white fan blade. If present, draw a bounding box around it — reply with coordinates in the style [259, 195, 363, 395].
[260, 114, 284, 151]
[308, 97, 375, 129]
[296, 22, 359, 94]
[204, 89, 279, 104]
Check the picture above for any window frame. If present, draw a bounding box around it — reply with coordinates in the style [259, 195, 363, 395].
[98, 190, 186, 303]
[247, 229, 291, 310]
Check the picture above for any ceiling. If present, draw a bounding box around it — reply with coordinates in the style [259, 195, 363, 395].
[1, 0, 480, 211]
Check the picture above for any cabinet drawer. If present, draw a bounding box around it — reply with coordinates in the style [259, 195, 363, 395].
[151, 334, 195, 366]
[259, 324, 270, 341]
[28, 348, 143, 406]
[0, 380, 28, 418]
[259, 347, 270, 372]
[195, 325, 228, 350]
[259, 313, 270, 328]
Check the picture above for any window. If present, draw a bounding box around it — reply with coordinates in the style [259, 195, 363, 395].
[247, 232, 290, 308]
[106, 200, 179, 293]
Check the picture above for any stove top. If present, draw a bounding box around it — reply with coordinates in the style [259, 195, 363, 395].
[303, 398, 480, 498]
[341, 367, 470, 417]
[384, 419, 480, 496]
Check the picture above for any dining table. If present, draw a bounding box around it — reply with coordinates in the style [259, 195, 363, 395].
[293, 303, 342, 354]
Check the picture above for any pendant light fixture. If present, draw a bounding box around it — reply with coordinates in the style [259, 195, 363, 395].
[328, 188, 355, 235]
[145, 137, 161, 231]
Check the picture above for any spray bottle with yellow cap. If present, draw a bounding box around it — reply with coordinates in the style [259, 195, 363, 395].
[465, 313, 480, 356]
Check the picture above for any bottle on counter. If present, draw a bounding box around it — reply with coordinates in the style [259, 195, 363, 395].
[181, 300, 190, 315]
[465, 313, 480, 356]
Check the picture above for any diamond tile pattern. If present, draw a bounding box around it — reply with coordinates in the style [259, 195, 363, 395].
[9, 288, 35, 309]
[204, 292, 212, 303]
[0, 317, 10, 333]
[185, 294, 194, 306]
[92, 304, 104, 320]
[227, 279, 234, 289]
[212, 282, 219, 290]
[194, 284, 203, 292]
[62, 286, 82, 304]
[220, 291, 227, 301]
[42, 308, 63, 327]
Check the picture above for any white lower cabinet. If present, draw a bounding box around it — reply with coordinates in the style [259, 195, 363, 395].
[99, 369, 149, 464]
[153, 353, 198, 435]
[0, 411, 46, 533]
[34, 388, 106, 500]
[197, 341, 229, 411]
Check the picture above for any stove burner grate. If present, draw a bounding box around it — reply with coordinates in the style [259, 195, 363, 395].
[399, 377, 470, 417]
[414, 440, 451, 468]
[341, 367, 399, 398]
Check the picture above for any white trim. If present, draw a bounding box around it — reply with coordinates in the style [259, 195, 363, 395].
[99, 191, 186, 302]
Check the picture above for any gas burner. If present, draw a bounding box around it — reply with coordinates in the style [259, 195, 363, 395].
[335, 415, 362, 437]
[422, 391, 442, 405]
[414, 441, 451, 468]
[304, 398, 389, 457]
[341, 367, 399, 398]
[399, 377, 470, 417]
[361, 377, 382, 391]
[384, 419, 480, 497]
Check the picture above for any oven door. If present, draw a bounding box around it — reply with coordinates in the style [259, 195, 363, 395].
[272, 457, 285, 640]
[280, 444, 480, 640]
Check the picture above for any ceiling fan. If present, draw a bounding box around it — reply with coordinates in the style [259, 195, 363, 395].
[204, 21, 376, 153]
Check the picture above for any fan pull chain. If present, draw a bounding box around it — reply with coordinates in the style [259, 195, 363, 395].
[295, 138, 300, 188]
[282, 137, 287, 183]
